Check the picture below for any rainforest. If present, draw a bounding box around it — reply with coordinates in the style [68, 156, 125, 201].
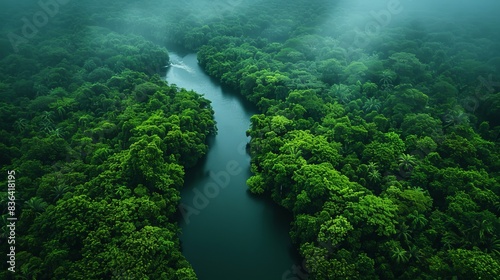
[1, 0, 499, 279]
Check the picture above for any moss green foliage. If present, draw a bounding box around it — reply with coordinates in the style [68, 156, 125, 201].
[1, 0, 500, 279]
[173, 0, 500, 279]
[0, 2, 215, 279]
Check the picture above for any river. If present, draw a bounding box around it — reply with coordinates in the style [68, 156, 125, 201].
[166, 51, 299, 280]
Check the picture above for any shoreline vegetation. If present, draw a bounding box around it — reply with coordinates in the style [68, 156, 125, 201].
[1, 0, 499, 279]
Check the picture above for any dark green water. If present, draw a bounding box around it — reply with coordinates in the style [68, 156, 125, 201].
[166, 52, 300, 280]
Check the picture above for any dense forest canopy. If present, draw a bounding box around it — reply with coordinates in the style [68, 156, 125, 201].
[1, 0, 500, 279]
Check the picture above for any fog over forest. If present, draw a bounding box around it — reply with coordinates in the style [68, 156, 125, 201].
[1, 1, 499, 279]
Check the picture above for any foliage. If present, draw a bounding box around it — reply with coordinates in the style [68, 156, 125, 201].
[1, 0, 500, 279]
[0, 8, 215, 278]
[187, 1, 500, 279]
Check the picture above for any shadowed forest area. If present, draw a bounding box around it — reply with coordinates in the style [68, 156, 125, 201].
[1, 0, 499, 279]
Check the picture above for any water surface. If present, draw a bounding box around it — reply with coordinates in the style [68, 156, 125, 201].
[167, 51, 298, 280]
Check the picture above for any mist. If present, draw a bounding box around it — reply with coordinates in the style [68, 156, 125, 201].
[1, 1, 499, 279]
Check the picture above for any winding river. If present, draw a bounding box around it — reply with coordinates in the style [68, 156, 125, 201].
[166, 51, 299, 280]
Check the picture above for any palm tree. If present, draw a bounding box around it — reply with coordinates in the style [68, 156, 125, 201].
[397, 223, 412, 245]
[78, 115, 91, 128]
[39, 111, 54, 133]
[363, 97, 382, 112]
[41, 111, 53, 123]
[20, 259, 43, 279]
[470, 219, 494, 239]
[55, 105, 66, 118]
[51, 185, 70, 202]
[367, 169, 382, 182]
[444, 109, 469, 127]
[40, 121, 54, 134]
[24, 197, 48, 214]
[483, 237, 500, 256]
[407, 244, 422, 262]
[391, 246, 409, 264]
[367, 161, 379, 172]
[14, 118, 28, 132]
[442, 231, 461, 250]
[48, 128, 63, 138]
[379, 70, 395, 89]
[398, 153, 417, 172]
[333, 84, 352, 104]
[494, 201, 500, 213]
[408, 211, 428, 230]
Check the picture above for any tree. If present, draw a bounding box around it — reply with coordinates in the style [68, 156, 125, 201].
[344, 61, 368, 84]
[319, 58, 343, 84]
[430, 249, 500, 279]
[480, 92, 500, 126]
[317, 215, 354, 249]
[383, 87, 429, 124]
[389, 52, 426, 82]
[390, 242, 409, 264]
[126, 135, 183, 192]
[291, 162, 361, 214]
[379, 70, 396, 90]
[400, 113, 443, 138]
[444, 108, 470, 127]
[346, 194, 399, 237]
[367, 169, 382, 182]
[50, 185, 70, 202]
[384, 186, 433, 218]
[363, 97, 382, 112]
[286, 90, 328, 121]
[408, 210, 428, 230]
[470, 218, 494, 240]
[22, 136, 69, 164]
[247, 174, 266, 194]
[290, 214, 318, 244]
[329, 84, 352, 104]
[396, 222, 412, 245]
[363, 132, 405, 172]
[398, 153, 417, 172]
[14, 118, 28, 132]
[0, 21, 210, 280]
[24, 197, 48, 215]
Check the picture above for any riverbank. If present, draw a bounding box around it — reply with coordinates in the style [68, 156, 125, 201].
[167, 52, 300, 280]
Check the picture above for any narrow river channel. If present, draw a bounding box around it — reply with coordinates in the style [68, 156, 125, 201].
[166, 51, 299, 280]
